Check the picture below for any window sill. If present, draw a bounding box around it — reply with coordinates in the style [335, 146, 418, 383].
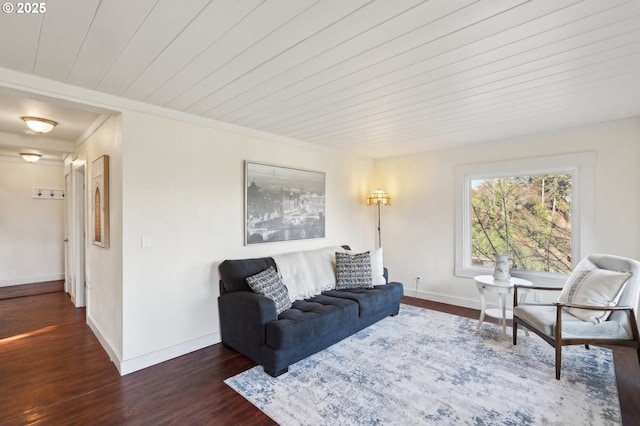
[456, 266, 567, 287]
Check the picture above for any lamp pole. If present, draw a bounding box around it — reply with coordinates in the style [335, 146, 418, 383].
[367, 189, 390, 249]
[377, 203, 382, 248]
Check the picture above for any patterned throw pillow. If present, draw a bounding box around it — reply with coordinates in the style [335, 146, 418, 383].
[335, 251, 373, 289]
[345, 247, 386, 285]
[558, 258, 632, 323]
[246, 266, 292, 315]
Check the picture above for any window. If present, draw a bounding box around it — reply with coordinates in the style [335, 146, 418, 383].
[455, 153, 595, 281]
[471, 174, 572, 274]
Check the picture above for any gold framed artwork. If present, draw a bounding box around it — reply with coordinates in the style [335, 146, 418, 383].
[91, 155, 110, 248]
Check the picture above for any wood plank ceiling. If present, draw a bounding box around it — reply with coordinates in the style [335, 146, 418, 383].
[1, 0, 639, 159]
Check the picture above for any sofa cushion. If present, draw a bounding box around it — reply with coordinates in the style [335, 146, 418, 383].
[335, 251, 373, 289]
[265, 295, 359, 349]
[323, 283, 403, 317]
[219, 257, 277, 294]
[346, 247, 386, 285]
[246, 266, 292, 315]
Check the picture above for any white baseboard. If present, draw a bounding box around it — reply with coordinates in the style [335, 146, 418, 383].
[86, 314, 221, 376]
[410, 290, 487, 311]
[0, 273, 64, 287]
[118, 332, 221, 376]
[87, 313, 122, 371]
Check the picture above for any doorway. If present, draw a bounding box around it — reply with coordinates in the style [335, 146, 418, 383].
[64, 172, 72, 295]
[74, 164, 87, 307]
[73, 164, 86, 307]
[64, 162, 86, 308]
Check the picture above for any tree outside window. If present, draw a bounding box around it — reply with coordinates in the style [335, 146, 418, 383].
[470, 174, 572, 274]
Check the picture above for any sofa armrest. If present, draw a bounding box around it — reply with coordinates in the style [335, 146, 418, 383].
[218, 291, 278, 363]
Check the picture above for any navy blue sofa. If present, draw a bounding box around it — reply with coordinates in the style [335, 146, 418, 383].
[218, 253, 404, 377]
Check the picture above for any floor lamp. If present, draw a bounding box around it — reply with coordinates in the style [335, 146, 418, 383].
[367, 189, 391, 248]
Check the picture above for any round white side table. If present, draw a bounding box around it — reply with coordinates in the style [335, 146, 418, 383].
[474, 275, 532, 340]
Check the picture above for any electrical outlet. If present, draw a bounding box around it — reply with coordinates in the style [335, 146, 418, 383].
[416, 275, 422, 283]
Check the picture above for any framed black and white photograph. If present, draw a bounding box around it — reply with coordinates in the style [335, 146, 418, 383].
[245, 161, 325, 245]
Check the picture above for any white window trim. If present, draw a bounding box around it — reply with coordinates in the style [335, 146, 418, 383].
[454, 152, 595, 285]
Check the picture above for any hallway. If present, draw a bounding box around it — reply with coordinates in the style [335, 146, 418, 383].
[0, 289, 269, 425]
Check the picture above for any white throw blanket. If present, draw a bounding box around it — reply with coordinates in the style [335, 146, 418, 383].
[273, 246, 346, 302]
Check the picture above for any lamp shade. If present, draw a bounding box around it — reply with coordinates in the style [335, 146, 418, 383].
[367, 189, 391, 206]
[21, 116, 57, 133]
[20, 153, 42, 163]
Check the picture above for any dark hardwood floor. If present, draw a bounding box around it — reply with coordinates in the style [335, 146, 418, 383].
[1, 285, 638, 425]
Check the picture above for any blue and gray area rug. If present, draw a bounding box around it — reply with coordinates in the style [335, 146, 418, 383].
[225, 304, 620, 425]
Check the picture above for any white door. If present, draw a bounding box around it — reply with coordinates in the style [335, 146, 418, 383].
[74, 165, 86, 307]
[64, 172, 72, 295]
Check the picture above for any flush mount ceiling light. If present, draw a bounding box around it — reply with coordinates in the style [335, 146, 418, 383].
[21, 116, 58, 134]
[20, 153, 42, 163]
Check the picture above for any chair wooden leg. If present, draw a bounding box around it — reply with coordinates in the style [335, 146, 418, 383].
[555, 344, 562, 380]
[513, 321, 518, 345]
[585, 344, 590, 349]
[628, 312, 640, 367]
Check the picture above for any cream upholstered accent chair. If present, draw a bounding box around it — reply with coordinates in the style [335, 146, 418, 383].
[513, 254, 640, 379]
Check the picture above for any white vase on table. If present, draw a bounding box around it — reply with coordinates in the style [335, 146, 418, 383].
[492, 254, 511, 281]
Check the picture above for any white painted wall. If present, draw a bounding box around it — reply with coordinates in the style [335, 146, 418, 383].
[375, 118, 640, 310]
[0, 158, 65, 286]
[0, 67, 377, 374]
[118, 111, 375, 373]
[73, 115, 124, 363]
